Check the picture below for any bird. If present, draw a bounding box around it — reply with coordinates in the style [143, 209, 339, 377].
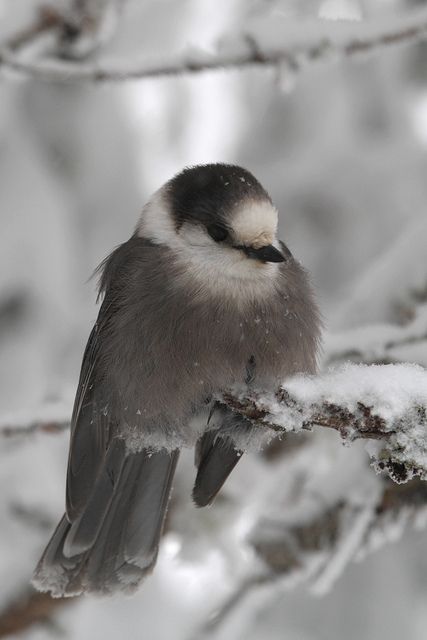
[33, 163, 321, 597]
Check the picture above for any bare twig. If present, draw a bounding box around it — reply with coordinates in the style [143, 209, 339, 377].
[0, 589, 76, 638]
[3, 6, 63, 52]
[191, 572, 278, 640]
[1, 9, 427, 83]
[0, 420, 69, 438]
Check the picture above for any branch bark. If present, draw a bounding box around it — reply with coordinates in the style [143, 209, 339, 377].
[0, 590, 75, 638]
[0, 420, 69, 438]
[1, 8, 427, 83]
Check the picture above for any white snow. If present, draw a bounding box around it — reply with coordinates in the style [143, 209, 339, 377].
[319, 0, 362, 22]
[234, 363, 427, 481]
[2, 1, 427, 638]
[279, 363, 427, 425]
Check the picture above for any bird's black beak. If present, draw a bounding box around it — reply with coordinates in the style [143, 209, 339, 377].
[237, 244, 286, 263]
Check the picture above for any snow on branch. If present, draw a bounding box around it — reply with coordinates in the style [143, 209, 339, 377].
[2, 364, 427, 488]
[0, 0, 121, 65]
[221, 363, 427, 483]
[325, 304, 427, 366]
[250, 478, 427, 584]
[1, 6, 427, 83]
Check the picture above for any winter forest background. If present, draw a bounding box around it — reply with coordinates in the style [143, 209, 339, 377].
[2, 0, 427, 638]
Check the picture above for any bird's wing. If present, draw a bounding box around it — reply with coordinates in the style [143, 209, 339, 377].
[33, 239, 180, 596]
[65, 236, 150, 521]
[66, 297, 113, 521]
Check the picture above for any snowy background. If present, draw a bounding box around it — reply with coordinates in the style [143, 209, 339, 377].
[1, 0, 427, 638]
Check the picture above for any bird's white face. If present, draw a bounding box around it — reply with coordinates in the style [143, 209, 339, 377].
[137, 189, 284, 302]
[231, 199, 278, 249]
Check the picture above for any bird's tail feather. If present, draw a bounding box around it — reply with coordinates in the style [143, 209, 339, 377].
[192, 430, 242, 507]
[32, 446, 179, 597]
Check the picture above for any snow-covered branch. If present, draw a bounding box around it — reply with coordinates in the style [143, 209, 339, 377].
[56, 0, 124, 59]
[251, 478, 427, 581]
[196, 477, 427, 639]
[2, 365, 427, 634]
[0, 0, 122, 63]
[325, 304, 427, 366]
[1, 7, 427, 83]
[2, 364, 427, 487]
[222, 363, 427, 483]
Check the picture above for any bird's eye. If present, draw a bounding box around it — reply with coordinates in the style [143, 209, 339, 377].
[207, 224, 228, 242]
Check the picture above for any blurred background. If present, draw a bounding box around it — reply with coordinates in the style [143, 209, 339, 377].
[1, 0, 427, 638]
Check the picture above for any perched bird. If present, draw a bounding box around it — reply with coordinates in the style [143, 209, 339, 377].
[33, 163, 321, 597]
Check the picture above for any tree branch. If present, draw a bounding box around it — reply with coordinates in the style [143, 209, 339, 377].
[193, 477, 427, 639]
[0, 1, 121, 64]
[0, 420, 69, 438]
[0, 589, 75, 638]
[220, 363, 427, 484]
[325, 304, 427, 366]
[250, 479, 427, 584]
[190, 572, 278, 640]
[2, 365, 427, 488]
[3, 7, 63, 52]
[2, 364, 426, 637]
[1, 8, 427, 83]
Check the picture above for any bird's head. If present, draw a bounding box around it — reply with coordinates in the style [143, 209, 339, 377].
[136, 164, 288, 298]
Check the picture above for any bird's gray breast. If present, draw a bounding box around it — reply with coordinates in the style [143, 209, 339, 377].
[95, 240, 320, 449]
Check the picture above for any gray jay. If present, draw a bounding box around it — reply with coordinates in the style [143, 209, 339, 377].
[33, 163, 321, 597]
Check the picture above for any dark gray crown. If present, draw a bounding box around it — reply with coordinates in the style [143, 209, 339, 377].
[166, 164, 271, 230]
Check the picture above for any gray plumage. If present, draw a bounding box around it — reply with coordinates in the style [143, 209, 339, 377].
[33, 163, 321, 597]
